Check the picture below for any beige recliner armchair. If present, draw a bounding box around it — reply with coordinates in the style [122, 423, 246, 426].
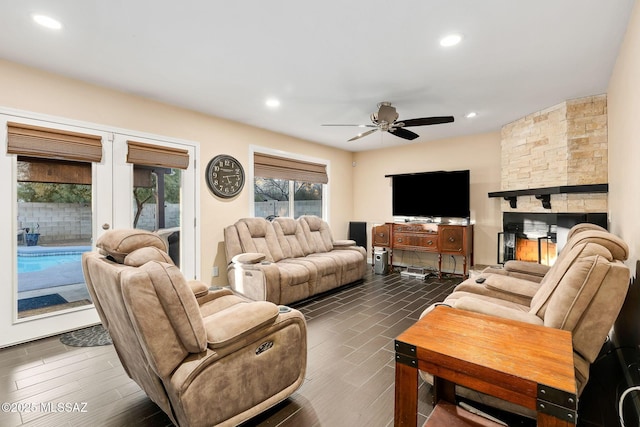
[82, 229, 307, 427]
[420, 228, 630, 417]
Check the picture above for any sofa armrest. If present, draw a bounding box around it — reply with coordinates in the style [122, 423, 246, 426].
[453, 296, 543, 325]
[231, 252, 266, 264]
[503, 260, 549, 278]
[227, 260, 281, 303]
[484, 275, 541, 299]
[333, 239, 357, 247]
[187, 280, 211, 298]
[194, 287, 235, 305]
[203, 301, 279, 348]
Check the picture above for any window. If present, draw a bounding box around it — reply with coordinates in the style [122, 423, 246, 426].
[253, 151, 328, 219]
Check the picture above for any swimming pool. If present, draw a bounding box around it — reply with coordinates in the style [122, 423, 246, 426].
[18, 253, 81, 273]
[17, 246, 92, 274]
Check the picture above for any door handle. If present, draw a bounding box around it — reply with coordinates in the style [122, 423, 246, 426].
[102, 223, 111, 230]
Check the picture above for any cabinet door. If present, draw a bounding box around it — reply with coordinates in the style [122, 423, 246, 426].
[372, 224, 390, 246]
[440, 226, 465, 253]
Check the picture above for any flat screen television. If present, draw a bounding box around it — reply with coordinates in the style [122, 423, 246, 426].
[390, 170, 470, 219]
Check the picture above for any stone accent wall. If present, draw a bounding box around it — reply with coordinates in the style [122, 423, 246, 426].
[500, 94, 608, 213]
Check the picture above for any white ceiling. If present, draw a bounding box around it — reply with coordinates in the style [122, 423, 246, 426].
[0, 1, 634, 152]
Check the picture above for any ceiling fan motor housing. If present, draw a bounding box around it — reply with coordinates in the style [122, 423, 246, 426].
[372, 103, 399, 127]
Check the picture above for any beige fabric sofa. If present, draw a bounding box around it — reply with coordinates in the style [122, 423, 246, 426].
[82, 229, 307, 427]
[224, 215, 367, 305]
[420, 225, 630, 417]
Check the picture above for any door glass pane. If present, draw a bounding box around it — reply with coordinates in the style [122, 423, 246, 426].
[16, 158, 93, 319]
[132, 166, 181, 266]
[254, 177, 290, 219]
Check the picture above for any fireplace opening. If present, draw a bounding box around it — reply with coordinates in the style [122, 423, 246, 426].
[498, 213, 607, 266]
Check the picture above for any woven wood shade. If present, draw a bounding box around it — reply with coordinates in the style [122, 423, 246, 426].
[254, 153, 328, 184]
[7, 122, 102, 162]
[17, 157, 92, 184]
[127, 140, 190, 169]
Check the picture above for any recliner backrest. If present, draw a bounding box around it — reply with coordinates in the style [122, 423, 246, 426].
[272, 217, 312, 258]
[121, 260, 207, 378]
[233, 218, 285, 262]
[299, 215, 334, 253]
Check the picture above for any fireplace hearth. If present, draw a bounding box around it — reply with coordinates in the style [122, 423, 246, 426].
[498, 212, 607, 265]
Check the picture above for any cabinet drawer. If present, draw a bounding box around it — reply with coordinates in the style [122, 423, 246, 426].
[439, 226, 464, 253]
[393, 223, 438, 233]
[372, 224, 390, 246]
[394, 232, 438, 252]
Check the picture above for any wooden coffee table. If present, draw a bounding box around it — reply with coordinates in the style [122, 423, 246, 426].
[394, 306, 577, 426]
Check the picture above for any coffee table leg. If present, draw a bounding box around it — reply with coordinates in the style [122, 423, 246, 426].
[394, 360, 418, 427]
[433, 376, 456, 404]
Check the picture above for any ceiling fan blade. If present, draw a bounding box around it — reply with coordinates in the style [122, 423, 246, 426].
[348, 128, 379, 141]
[390, 127, 419, 140]
[321, 124, 376, 127]
[400, 116, 455, 127]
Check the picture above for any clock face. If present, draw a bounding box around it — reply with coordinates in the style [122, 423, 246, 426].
[206, 155, 245, 198]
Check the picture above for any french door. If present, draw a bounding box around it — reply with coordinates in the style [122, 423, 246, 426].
[0, 111, 198, 347]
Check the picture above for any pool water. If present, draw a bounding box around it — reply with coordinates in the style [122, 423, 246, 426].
[18, 254, 82, 273]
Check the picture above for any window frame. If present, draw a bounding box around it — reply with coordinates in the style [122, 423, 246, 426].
[249, 146, 329, 221]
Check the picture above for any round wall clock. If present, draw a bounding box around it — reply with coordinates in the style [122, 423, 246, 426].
[205, 154, 245, 198]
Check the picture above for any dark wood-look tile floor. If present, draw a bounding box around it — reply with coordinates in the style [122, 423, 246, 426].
[0, 269, 624, 426]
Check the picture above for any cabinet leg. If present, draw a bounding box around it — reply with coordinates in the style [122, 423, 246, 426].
[463, 256, 467, 279]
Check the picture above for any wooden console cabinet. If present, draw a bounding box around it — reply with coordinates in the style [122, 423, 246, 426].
[372, 222, 473, 278]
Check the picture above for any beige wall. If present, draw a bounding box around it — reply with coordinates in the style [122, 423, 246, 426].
[608, 0, 640, 275]
[0, 59, 355, 284]
[352, 131, 502, 268]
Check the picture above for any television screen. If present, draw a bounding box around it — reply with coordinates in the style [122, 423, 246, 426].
[391, 170, 470, 219]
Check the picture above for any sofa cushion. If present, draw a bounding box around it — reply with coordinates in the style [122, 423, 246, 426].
[141, 261, 207, 353]
[273, 217, 311, 258]
[97, 229, 167, 263]
[235, 218, 285, 262]
[299, 215, 334, 253]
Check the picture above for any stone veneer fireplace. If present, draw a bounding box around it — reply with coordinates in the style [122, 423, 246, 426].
[490, 94, 609, 265]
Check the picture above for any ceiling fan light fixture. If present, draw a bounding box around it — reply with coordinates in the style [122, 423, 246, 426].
[465, 112, 477, 118]
[32, 14, 62, 30]
[440, 33, 462, 47]
[265, 98, 281, 108]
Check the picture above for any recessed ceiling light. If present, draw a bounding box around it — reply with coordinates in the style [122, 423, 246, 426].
[32, 14, 62, 30]
[440, 33, 462, 47]
[465, 112, 477, 118]
[265, 98, 280, 108]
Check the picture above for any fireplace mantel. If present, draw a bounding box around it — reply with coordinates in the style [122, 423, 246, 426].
[488, 184, 608, 209]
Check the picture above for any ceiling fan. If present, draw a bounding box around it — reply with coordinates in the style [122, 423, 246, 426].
[322, 102, 454, 142]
